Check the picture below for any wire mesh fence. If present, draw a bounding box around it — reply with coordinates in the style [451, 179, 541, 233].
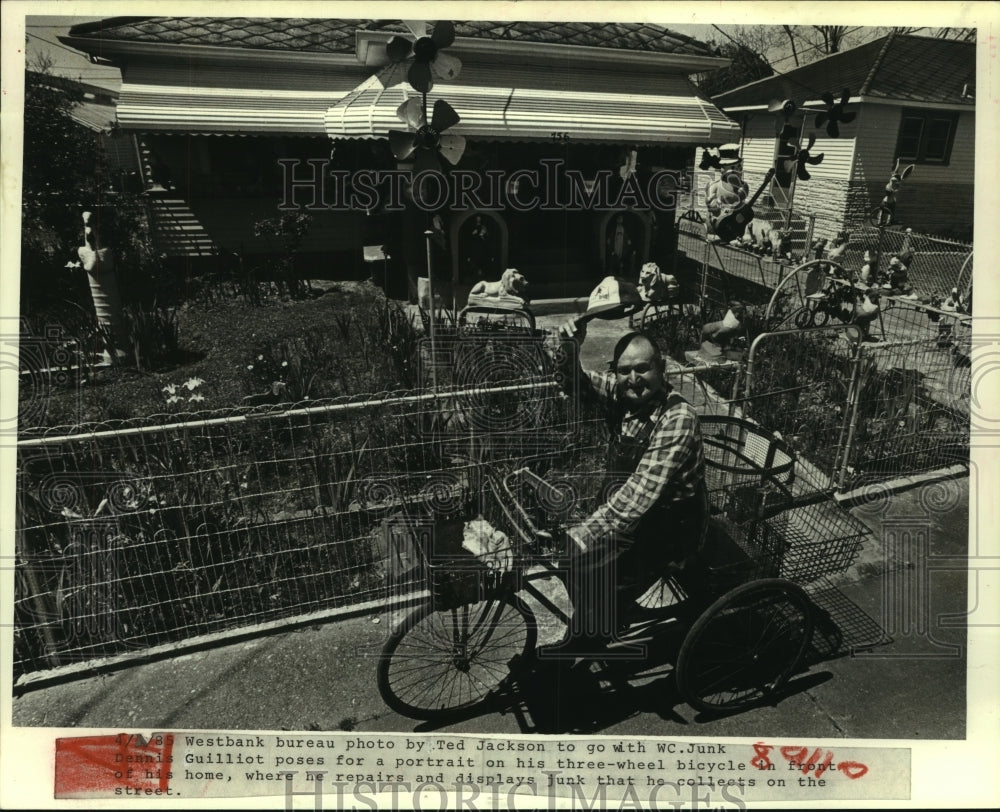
[836, 226, 973, 302]
[676, 216, 972, 347]
[741, 324, 971, 494]
[840, 337, 970, 489]
[741, 325, 859, 494]
[669, 215, 972, 496]
[14, 380, 606, 679]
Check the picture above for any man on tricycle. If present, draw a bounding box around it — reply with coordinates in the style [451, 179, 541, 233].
[551, 319, 709, 652]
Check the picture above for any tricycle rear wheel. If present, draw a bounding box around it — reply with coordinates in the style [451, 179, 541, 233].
[676, 578, 813, 714]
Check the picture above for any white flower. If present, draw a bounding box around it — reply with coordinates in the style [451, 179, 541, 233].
[281, 361, 288, 368]
[65, 260, 81, 269]
[247, 364, 254, 371]
[183, 377, 204, 390]
[166, 395, 181, 404]
[162, 383, 177, 395]
[188, 393, 205, 402]
[256, 354, 264, 361]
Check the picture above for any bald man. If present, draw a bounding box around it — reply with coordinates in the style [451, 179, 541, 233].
[551, 322, 709, 652]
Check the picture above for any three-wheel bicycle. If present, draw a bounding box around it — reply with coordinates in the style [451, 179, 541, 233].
[376, 416, 848, 721]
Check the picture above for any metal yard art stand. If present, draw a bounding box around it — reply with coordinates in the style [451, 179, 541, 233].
[384, 20, 468, 394]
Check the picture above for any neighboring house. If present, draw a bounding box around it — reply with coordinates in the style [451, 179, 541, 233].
[710, 33, 975, 242]
[60, 18, 739, 299]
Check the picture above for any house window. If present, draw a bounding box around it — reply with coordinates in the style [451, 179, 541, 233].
[895, 109, 959, 165]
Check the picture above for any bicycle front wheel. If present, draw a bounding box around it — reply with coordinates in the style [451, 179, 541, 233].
[377, 596, 536, 720]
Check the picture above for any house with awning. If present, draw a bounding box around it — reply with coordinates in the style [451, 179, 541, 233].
[711, 33, 975, 243]
[61, 18, 740, 299]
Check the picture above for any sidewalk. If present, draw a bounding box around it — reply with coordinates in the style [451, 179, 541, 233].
[12, 478, 969, 739]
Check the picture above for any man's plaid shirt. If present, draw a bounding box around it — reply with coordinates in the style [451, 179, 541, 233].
[568, 369, 705, 550]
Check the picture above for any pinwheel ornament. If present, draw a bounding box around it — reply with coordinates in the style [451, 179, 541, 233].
[385, 20, 462, 94]
[767, 98, 798, 137]
[783, 133, 825, 180]
[815, 89, 856, 138]
[388, 97, 466, 175]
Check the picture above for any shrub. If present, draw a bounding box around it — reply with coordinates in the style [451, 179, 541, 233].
[123, 302, 180, 371]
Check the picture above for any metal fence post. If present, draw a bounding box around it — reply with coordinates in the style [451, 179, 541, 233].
[803, 214, 816, 265]
[835, 341, 868, 491]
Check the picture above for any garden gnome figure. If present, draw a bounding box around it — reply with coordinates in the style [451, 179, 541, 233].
[78, 210, 127, 364]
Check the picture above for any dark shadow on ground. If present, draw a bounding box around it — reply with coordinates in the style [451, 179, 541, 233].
[401, 580, 890, 735]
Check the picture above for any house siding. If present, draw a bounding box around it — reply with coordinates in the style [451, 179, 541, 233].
[687, 113, 857, 241]
[848, 103, 974, 238]
[703, 103, 974, 242]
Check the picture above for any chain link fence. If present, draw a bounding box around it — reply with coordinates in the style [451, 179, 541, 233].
[677, 215, 972, 340]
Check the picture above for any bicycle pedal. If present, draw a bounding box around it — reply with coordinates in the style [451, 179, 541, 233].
[606, 634, 654, 649]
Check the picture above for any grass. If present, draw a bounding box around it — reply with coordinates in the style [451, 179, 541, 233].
[20, 281, 418, 431]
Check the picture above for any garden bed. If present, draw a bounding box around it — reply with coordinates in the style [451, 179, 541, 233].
[19, 281, 418, 432]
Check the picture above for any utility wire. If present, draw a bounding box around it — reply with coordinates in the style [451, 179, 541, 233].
[25, 30, 98, 60]
[710, 24, 866, 94]
[706, 23, 904, 102]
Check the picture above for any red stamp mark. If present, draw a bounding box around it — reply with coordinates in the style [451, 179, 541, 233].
[750, 742, 869, 781]
[55, 732, 175, 797]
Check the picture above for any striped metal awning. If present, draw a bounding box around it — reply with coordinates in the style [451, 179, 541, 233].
[325, 72, 740, 146]
[111, 61, 738, 144]
[114, 63, 364, 135]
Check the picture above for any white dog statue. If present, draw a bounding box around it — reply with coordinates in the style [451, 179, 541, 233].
[468, 268, 528, 307]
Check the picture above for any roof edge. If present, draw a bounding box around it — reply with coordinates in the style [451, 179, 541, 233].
[858, 31, 895, 96]
[711, 33, 893, 105]
[68, 17, 157, 37]
[59, 35, 363, 69]
[355, 30, 730, 73]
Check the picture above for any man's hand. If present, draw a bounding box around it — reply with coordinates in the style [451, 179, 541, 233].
[559, 317, 587, 345]
[565, 527, 589, 555]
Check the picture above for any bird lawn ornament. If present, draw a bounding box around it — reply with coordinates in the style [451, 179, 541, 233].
[78, 210, 127, 363]
[827, 231, 850, 263]
[619, 149, 639, 180]
[859, 249, 878, 287]
[815, 89, 856, 138]
[701, 301, 746, 350]
[385, 20, 462, 94]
